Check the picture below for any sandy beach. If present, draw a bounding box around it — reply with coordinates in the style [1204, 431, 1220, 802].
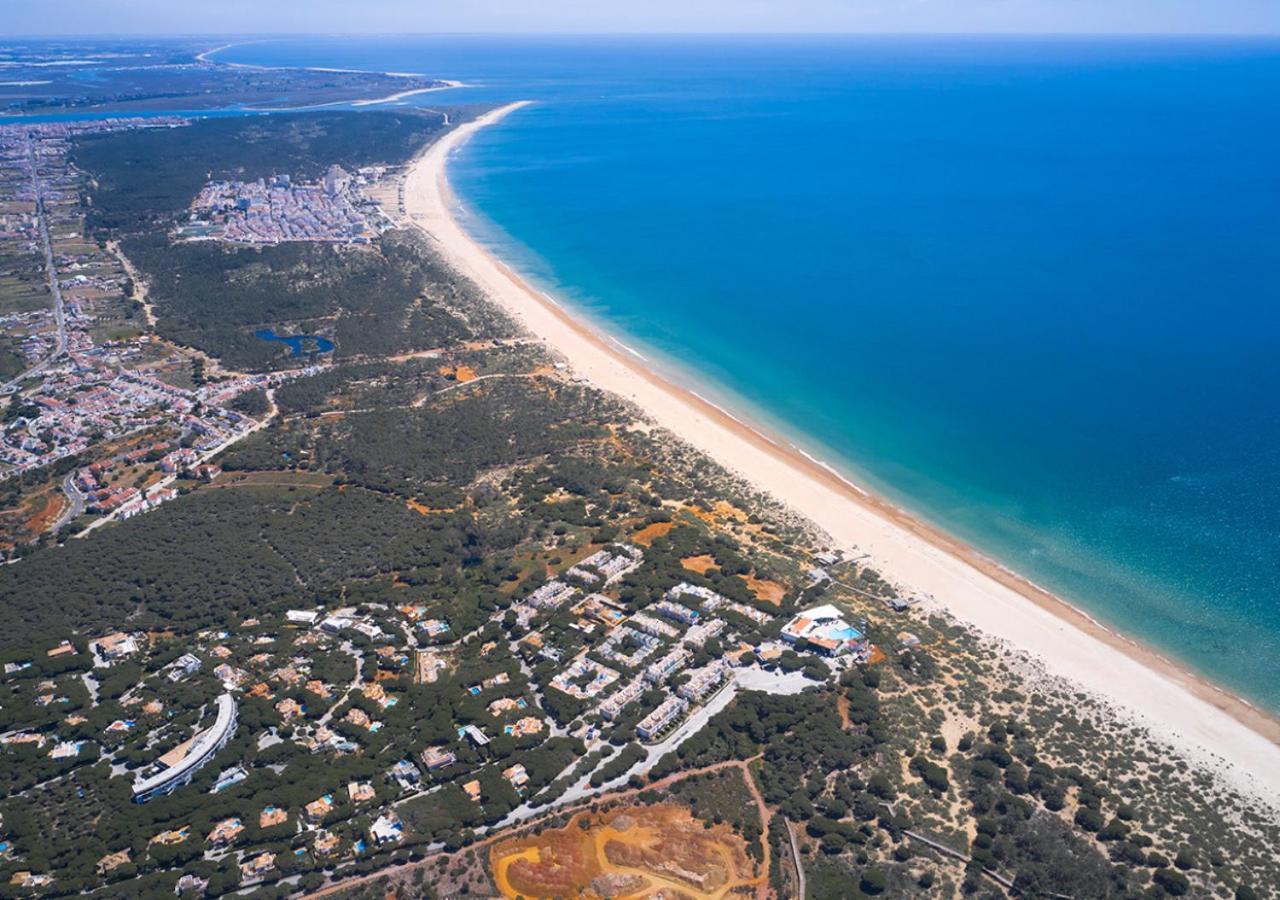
[404, 101, 1280, 801]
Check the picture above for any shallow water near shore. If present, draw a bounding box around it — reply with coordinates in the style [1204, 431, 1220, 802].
[219, 36, 1280, 711]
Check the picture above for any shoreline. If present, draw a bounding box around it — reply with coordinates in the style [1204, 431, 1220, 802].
[196, 41, 468, 105]
[404, 101, 1280, 801]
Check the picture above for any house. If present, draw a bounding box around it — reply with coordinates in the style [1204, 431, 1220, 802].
[48, 740, 83, 760]
[9, 873, 53, 888]
[389, 759, 422, 790]
[213, 663, 247, 687]
[149, 827, 189, 847]
[419, 619, 450, 638]
[259, 806, 288, 828]
[487, 696, 525, 715]
[94, 632, 139, 660]
[462, 779, 482, 802]
[1, 732, 44, 746]
[175, 874, 209, 895]
[207, 817, 244, 846]
[505, 716, 544, 738]
[348, 781, 376, 803]
[807, 567, 831, 584]
[781, 604, 866, 657]
[370, 813, 404, 845]
[211, 765, 248, 793]
[46, 640, 76, 658]
[168, 650, 200, 681]
[459, 724, 490, 748]
[352, 621, 386, 642]
[421, 746, 456, 770]
[239, 852, 275, 882]
[304, 794, 334, 822]
[344, 707, 373, 729]
[313, 831, 341, 857]
[286, 609, 320, 626]
[320, 615, 354, 635]
[503, 763, 530, 790]
[96, 849, 131, 875]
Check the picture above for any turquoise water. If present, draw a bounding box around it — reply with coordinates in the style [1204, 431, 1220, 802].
[224, 37, 1280, 710]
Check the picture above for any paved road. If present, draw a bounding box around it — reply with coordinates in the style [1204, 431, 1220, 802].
[3, 133, 67, 395]
[51, 472, 85, 533]
[787, 819, 807, 899]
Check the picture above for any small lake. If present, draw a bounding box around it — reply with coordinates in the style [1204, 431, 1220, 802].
[255, 328, 334, 357]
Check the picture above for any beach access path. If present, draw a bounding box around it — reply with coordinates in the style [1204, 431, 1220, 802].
[403, 101, 1280, 803]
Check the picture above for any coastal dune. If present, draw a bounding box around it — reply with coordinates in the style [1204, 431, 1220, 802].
[404, 101, 1280, 801]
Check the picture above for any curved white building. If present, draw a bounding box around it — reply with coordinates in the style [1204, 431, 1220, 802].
[133, 693, 237, 803]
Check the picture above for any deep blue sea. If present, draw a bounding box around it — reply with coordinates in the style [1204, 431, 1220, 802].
[221, 37, 1278, 710]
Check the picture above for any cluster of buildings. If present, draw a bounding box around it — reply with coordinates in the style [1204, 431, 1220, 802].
[0, 516, 889, 887]
[0, 116, 302, 543]
[514, 573, 775, 742]
[4, 362, 282, 488]
[508, 544, 646, 630]
[178, 165, 389, 245]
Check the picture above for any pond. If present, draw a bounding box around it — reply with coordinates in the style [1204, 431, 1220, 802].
[255, 328, 335, 357]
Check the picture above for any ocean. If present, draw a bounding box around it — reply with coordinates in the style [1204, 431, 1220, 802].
[220, 36, 1280, 710]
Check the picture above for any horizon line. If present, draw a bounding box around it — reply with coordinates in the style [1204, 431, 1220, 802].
[7, 30, 1280, 40]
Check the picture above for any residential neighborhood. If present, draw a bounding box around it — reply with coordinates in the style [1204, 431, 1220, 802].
[0, 521, 890, 893]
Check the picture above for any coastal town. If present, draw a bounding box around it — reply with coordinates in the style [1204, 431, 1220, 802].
[176, 165, 392, 245]
[0, 117, 333, 550]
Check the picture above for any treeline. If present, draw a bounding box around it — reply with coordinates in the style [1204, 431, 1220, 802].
[0, 483, 496, 650]
[119, 229, 482, 371]
[227, 378, 616, 498]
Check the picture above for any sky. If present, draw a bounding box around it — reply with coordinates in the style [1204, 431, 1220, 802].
[6, 0, 1280, 37]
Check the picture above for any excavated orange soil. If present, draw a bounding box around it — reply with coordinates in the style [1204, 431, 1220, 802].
[681, 555, 718, 575]
[632, 521, 675, 546]
[490, 804, 760, 899]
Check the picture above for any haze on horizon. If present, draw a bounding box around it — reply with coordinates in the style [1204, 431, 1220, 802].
[6, 0, 1280, 37]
